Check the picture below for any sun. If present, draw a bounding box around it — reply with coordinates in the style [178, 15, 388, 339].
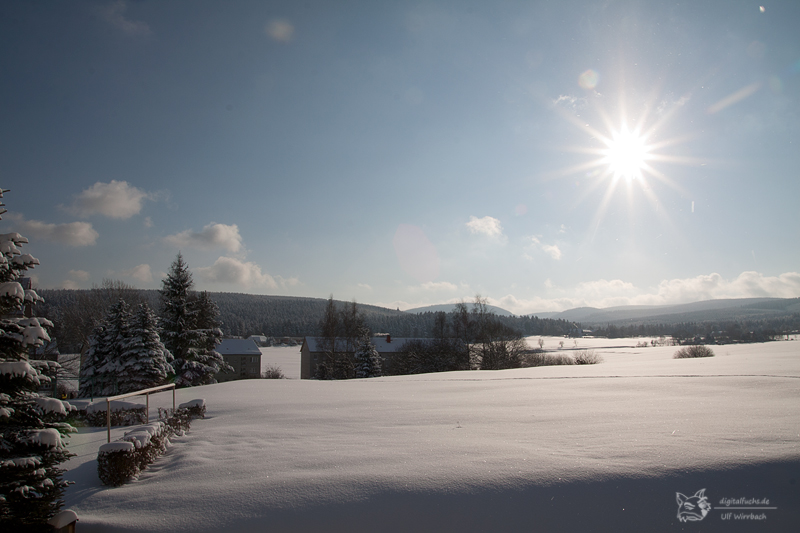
[548, 91, 703, 234]
[602, 125, 649, 181]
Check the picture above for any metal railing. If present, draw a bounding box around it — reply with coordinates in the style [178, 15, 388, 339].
[104, 384, 176, 443]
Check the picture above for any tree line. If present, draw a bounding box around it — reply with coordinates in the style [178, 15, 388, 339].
[38, 290, 576, 353]
[588, 315, 800, 343]
[313, 296, 530, 379]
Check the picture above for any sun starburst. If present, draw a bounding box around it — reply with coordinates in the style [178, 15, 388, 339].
[549, 89, 704, 236]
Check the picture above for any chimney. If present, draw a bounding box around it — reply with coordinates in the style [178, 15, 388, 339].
[386, 334, 391, 343]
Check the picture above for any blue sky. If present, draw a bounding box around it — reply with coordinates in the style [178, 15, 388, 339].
[2, 0, 799, 314]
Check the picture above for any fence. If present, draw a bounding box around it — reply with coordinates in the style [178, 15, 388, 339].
[104, 383, 176, 443]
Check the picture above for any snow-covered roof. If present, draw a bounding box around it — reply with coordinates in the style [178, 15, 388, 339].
[217, 338, 261, 356]
[303, 336, 430, 354]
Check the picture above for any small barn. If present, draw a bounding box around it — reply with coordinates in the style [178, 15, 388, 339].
[216, 338, 262, 382]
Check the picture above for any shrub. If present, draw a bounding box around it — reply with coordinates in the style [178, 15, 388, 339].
[158, 407, 192, 434]
[97, 442, 138, 486]
[262, 365, 285, 379]
[178, 398, 206, 419]
[84, 400, 147, 427]
[674, 345, 715, 359]
[520, 350, 574, 367]
[573, 350, 603, 365]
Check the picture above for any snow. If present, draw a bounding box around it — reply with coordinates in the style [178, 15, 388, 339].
[123, 431, 151, 449]
[27, 428, 65, 449]
[61, 340, 799, 531]
[34, 397, 74, 416]
[47, 509, 79, 528]
[0, 360, 39, 382]
[0, 281, 24, 300]
[99, 442, 135, 454]
[1, 456, 42, 468]
[178, 399, 205, 410]
[259, 345, 300, 379]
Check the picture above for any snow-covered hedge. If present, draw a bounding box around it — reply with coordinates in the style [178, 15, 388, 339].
[97, 442, 138, 486]
[97, 408, 198, 486]
[84, 400, 147, 427]
[178, 398, 206, 419]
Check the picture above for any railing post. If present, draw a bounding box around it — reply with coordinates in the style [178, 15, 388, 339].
[107, 398, 111, 443]
[102, 384, 176, 444]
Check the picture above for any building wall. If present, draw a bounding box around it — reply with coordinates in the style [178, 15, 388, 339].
[217, 354, 261, 382]
[301, 344, 312, 379]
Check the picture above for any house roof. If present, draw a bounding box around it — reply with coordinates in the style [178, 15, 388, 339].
[218, 338, 261, 356]
[302, 336, 430, 354]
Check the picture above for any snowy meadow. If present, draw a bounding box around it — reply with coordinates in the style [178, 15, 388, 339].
[62, 339, 799, 532]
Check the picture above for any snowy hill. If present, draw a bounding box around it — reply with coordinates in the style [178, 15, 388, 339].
[61, 338, 800, 532]
[404, 303, 515, 316]
[533, 297, 800, 325]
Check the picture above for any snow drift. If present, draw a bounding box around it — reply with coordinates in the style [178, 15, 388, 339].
[62, 340, 799, 532]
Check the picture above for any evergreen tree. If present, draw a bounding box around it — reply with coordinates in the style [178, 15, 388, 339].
[160, 255, 230, 387]
[177, 291, 230, 387]
[78, 321, 108, 398]
[353, 328, 381, 378]
[159, 253, 198, 361]
[0, 191, 75, 529]
[120, 303, 173, 392]
[95, 299, 133, 395]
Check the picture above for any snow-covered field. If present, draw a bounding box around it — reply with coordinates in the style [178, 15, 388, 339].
[259, 345, 301, 379]
[61, 340, 800, 532]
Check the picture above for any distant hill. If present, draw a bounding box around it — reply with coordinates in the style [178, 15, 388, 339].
[37, 290, 574, 350]
[404, 303, 515, 317]
[535, 298, 800, 326]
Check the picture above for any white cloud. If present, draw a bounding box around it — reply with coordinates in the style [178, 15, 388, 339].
[357, 283, 373, 291]
[466, 216, 504, 239]
[10, 215, 98, 246]
[121, 264, 153, 284]
[165, 223, 243, 253]
[527, 236, 562, 260]
[144, 217, 153, 228]
[99, 0, 151, 36]
[418, 281, 459, 292]
[551, 94, 588, 111]
[485, 271, 800, 315]
[648, 271, 800, 304]
[68, 269, 90, 281]
[67, 180, 150, 219]
[276, 276, 300, 288]
[195, 257, 278, 289]
[541, 244, 562, 260]
[265, 19, 293, 42]
[61, 279, 80, 290]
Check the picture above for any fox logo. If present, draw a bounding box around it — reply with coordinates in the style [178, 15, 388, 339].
[676, 489, 711, 522]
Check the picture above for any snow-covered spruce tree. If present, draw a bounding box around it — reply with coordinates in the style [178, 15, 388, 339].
[78, 321, 108, 398]
[77, 299, 132, 397]
[0, 192, 75, 530]
[160, 255, 230, 387]
[118, 303, 172, 393]
[353, 328, 381, 378]
[187, 291, 230, 386]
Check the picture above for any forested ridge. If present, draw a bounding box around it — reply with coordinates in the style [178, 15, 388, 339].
[38, 289, 575, 349]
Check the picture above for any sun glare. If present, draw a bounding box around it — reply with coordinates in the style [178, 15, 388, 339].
[603, 126, 648, 181]
[549, 90, 704, 236]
